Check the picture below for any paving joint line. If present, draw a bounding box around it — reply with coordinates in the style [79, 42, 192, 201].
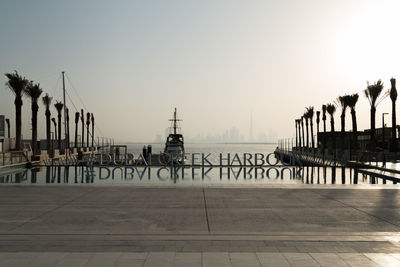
[310, 189, 400, 230]
[7, 187, 99, 232]
[202, 187, 211, 233]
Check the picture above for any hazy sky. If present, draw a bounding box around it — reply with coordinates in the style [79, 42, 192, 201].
[1, 0, 400, 142]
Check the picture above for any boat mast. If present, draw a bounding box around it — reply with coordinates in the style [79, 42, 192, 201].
[174, 108, 177, 135]
[62, 71, 67, 148]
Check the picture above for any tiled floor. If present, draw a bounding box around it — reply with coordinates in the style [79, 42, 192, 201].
[1, 185, 400, 266]
[1, 252, 400, 266]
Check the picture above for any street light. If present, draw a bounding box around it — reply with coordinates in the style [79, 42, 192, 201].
[382, 112, 389, 149]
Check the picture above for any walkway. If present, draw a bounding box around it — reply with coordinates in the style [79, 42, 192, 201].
[1, 185, 400, 266]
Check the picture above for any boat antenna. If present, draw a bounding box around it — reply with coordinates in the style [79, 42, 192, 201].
[174, 108, 177, 135]
[62, 71, 67, 149]
[169, 107, 181, 135]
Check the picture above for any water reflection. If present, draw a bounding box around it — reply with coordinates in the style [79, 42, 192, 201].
[0, 166, 398, 185]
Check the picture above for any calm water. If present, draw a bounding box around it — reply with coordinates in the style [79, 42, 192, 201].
[0, 166, 393, 185]
[0, 144, 397, 185]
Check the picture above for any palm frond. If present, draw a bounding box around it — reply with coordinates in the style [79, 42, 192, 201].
[326, 103, 336, 116]
[42, 93, 52, 108]
[54, 101, 64, 112]
[364, 80, 385, 107]
[5, 71, 29, 96]
[25, 81, 43, 101]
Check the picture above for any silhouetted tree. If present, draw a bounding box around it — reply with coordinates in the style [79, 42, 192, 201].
[66, 108, 70, 149]
[306, 107, 315, 149]
[304, 112, 309, 149]
[295, 119, 298, 147]
[25, 81, 43, 155]
[301, 116, 305, 149]
[364, 80, 387, 151]
[347, 93, 359, 150]
[81, 109, 84, 148]
[74, 112, 80, 148]
[42, 94, 52, 154]
[337, 95, 348, 151]
[54, 101, 64, 150]
[390, 78, 397, 152]
[316, 111, 320, 148]
[5, 71, 28, 150]
[91, 113, 94, 148]
[86, 112, 90, 148]
[297, 119, 302, 147]
[51, 118, 57, 143]
[326, 104, 336, 154]
[322, 105, 327, 150]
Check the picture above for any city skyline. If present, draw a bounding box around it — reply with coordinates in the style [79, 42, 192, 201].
[1, 0, 400, 142]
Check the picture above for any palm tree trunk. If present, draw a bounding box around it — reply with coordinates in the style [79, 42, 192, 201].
[298, 121, 302, 147]
[57, 113, 62, 151]
[323, 119, 327, 150]
[341, 113, 345, 151]
[75, 121, 78, 148]
[91, 116, 94, 148]
[371, 107, 376, 151]
[31, 102, 39, 155]
[66, 109, 70, 149]
[316, 121, 320, 148]
[15, 97, 22, 150]
[81, 110, 84, 148]
[295, 120, 298, 148]
[351, 109, 358, 150]
[45, 110, 51, 154]
[392, 99, 397, 152]
[301, 118, 305, 148]
[87, 124, 90, 148]
[305, 119, 309, 149]
[330, 117, 335, 156]
[310, 121, 314, 149]
[53, 121, 57, 144]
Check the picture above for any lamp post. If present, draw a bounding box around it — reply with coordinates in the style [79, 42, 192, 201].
[382, 112, 389, 149]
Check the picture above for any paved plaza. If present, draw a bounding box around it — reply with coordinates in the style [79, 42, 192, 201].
[1, 185, 400, 266]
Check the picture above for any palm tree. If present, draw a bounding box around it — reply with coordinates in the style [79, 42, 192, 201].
[5, 71, 28, 150]
[301, 116, 305, 149]
[322, 105, 327, 150]
[326, 104, 336, 155]
[337, 95, 348, 151]
[54, 101, 64, 151]
[74, 112, 80, 148]
[316, 111, 320, 148]
[297, 119, 302, 148]
[81, 109, 84, 148]
[347, 93, 359, 150]
[294, 119, 299, 147]
[304, 112, 309, 149]
[51, 118, 57, 143]
[390, 78, 397, 152]
[86, 112, 90, 148]
[42, 94, 52, 155]
[24, 81, 43, 155]
[364, 80, 387, 151]
[66, 108, 70, 150]
[306, 107, 315, 149]
[91, 113, 94, 148]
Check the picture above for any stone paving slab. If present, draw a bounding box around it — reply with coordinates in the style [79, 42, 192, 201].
[0, 252, 399, 266]
[1, 186, 400, 264]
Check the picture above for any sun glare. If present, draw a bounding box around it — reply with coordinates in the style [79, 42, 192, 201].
[339, 1, 400, 81]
